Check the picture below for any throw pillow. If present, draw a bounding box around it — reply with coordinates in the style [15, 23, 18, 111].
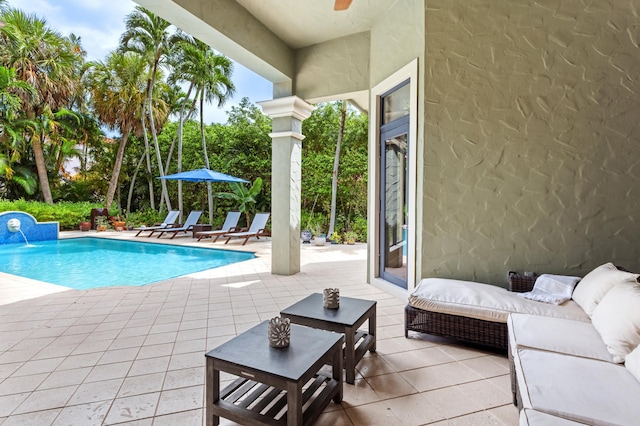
[591, 282, 640, 363]
[518, 274, 580, 305]
[571, 262, 639, 316]
[626, 345, 640, 382]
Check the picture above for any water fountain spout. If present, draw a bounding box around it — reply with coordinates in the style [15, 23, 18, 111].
[7, 218, 30, 245]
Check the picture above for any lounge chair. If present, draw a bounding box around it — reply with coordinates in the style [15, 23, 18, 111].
[195, 211, 241, 242]
[133, 210, 180, 237]
[223, 212, 270, 245]
[154, 210, 203, 239]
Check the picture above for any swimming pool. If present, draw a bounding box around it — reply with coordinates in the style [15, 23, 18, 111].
[0, 237, 255, 290]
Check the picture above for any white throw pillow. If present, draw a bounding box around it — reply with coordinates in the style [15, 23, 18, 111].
[591, 282, 640, 363]
[626, 345, 640, 382]
[571, 262, 639, 316]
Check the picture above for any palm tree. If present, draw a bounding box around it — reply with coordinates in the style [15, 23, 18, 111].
[30, 106, 83, 195]
[190, 40, 235, 224]
[0, 65, 38, 196]
[327, 100, 347, 237]
[85, 51, 147, 209]
[168, 35, 202, 220]
[119, 6, 182, 212]
[0, 8, 82, 203]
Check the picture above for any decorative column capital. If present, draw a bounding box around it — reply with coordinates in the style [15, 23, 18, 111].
[258, 96, 315, 121]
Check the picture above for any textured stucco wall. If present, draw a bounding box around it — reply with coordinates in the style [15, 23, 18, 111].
[422, 0, 640, 285]
[295, 32, 370, 101]
[370, 0, 425, 88]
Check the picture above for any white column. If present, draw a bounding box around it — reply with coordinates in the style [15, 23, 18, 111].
[258, 97, 315, 275]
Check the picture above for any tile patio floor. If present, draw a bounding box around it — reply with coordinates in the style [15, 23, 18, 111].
[0, 232, 519, 425]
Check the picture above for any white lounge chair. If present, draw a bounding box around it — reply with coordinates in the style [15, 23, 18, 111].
[133, 210, 180, 237]
[223, 212, 270, 245]
[195, 211, 241, 242]
[154, 210, 203, 239]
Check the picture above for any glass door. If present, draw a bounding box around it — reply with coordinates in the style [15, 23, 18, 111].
[379, 81, 410, 288]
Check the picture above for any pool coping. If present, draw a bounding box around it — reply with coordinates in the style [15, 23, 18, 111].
[0, 231, 267, 305]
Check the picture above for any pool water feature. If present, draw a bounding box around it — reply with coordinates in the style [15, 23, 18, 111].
[0, 237, 255, 290]
[0, 211, 58, 244]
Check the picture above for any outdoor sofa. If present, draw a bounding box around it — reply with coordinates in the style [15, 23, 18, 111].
[405, 272, 589, 351]
[405, 263, 640, 425]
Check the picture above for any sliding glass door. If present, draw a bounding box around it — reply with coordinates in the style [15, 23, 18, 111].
[379, 81, 410, 288]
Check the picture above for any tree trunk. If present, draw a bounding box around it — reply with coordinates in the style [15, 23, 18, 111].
[200, 92, 214, 224]
[328, 101, 347, 237]
[146, 79, 172, 211]
[126, 151, 146, 214]
[31, 134, 54, 204]
[140, 109, 155, 210]
[106, 127, 130, 209]
[175, 83, 196, 223]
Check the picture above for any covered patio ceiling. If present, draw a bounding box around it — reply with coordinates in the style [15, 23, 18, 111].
[134, 0, 400, 111]
[233, 0, 397, 49]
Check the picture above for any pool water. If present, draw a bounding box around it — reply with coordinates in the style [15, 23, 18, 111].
[0, 237, 255, 290]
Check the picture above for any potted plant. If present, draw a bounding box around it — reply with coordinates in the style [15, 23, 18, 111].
[95, 216, 109, 232]
[110, 216, 126, 231]
[314, 233, 326, 246]
[329, 231, 342, 244]
[344, 230, 357, 245]
[79, 220, 91, 232]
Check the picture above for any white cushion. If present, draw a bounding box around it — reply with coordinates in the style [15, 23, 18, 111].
[591, 281, 640, 363]
[519, 409, 586, 426]
[625, 345, 640, 382]
[409, 278, 590, 323]
[508, 313, 613, 362]
[571, 262, 639, 316]
[515, 348, 640, 425]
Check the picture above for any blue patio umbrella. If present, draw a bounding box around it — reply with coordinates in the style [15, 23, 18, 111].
[158, 168, 248, 183]
[158, 168, 249, 225]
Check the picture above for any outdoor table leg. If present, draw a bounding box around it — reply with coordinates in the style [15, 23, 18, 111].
[333, 339, 343, 403]
[206, 358, 220, 426]
[369, 305, 377, 353]
[344, 326, 356, 384]
[287, 381, 303, 426]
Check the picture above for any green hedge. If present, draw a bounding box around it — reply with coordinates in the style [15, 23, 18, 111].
[0, 200, 113, 231]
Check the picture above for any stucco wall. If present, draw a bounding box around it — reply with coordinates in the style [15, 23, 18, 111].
[295, 32, 370, 101]
[370, 0, 425, 88]
[422, 0, 640, 285]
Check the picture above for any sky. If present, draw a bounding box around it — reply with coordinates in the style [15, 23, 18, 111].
[7, 0, 273, 125]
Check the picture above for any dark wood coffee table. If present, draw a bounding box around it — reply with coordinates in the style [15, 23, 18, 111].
[205, 321, 343, 426]
[280, 293, 376, 384]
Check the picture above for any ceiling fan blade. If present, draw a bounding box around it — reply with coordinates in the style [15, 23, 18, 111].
[334, 0, 353, 11]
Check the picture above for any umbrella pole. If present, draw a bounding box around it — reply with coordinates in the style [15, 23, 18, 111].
[207, 182, 214, 224]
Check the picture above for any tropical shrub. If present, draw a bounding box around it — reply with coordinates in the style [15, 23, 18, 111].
[0, 199, 114, 230]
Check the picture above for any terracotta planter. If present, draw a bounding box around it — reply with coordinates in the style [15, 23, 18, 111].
[79, 222, 91, 232]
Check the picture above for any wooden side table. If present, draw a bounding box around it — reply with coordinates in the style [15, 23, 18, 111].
[205, 321, 343, 426]
[281, 293, 376, 384]
[192, 224, 212, 238]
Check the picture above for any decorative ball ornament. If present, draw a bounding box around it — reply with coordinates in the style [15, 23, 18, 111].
[268, 316, 291, 348]
[7, 218, 21, 233]
[323, 288, 340, 309]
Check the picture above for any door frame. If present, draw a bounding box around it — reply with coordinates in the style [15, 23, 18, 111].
[368, 59, 419, 298]
[379, 114, 410, 288]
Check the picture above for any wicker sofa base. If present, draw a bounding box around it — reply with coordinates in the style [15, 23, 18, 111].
[404, 304, 508, 351]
